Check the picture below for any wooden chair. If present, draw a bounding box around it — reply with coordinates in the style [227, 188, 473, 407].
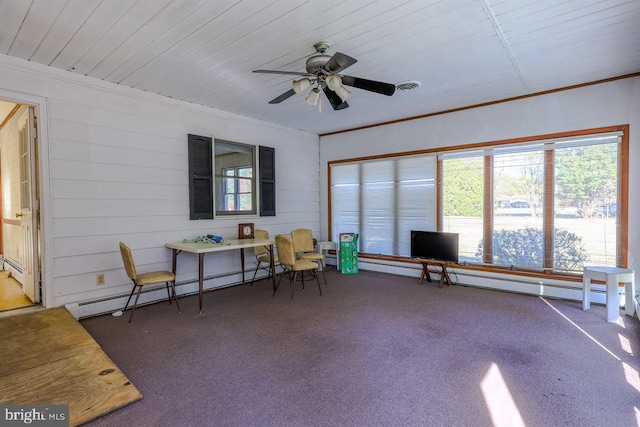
[119, 242, 180, 323]
[291, 228, 327, 284]
[274, 234, 322, 303]
[250, 229, 279, 285]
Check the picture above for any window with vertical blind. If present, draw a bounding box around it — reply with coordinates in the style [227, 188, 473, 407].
[329, 126, 628, 273]
[330, 155, 437, 257]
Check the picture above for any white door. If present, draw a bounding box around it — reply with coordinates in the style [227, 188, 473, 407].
[18, 107, 39, 303]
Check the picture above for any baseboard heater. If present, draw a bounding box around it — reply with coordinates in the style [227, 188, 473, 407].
[3, 257, 23, 284]
[66, 266, 275, 320]
[352, 256, 614, 306]
[3, 257, 22, 274]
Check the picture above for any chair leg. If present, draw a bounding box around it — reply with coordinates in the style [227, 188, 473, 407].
[320, 267, 327, 284]
[274, 268, 286, 296]
[251, 261, 277, 286]
[315, 270, 323, 296]
[122, 283, 138, 313]
[128, 285, 143, 323]
[290, 271, 299, 303]
[165, 281, 172, 303]
[250, 264, 260, 285]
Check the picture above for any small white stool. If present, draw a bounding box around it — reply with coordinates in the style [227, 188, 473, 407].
[315, 241, 336, 271]
[583, 266, 636, 322]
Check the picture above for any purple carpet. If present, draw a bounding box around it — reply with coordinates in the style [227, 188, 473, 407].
[81, 270, 640, 426]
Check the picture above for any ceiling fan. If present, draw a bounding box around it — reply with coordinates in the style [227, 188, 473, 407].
[253, 41, 396, 111]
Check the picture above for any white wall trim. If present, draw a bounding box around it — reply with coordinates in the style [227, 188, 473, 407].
[329, 255, 614, 307]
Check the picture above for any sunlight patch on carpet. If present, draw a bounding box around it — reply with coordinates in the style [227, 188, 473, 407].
[480, 363, 525, 427]
[619, 333, 633, 354]
[539, 296, 621, 360]
[622, 362, 640, 393]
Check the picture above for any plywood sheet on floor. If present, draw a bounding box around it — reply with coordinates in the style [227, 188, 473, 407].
[0, 307, 142, 426]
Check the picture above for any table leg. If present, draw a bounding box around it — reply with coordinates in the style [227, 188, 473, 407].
[198, 253, 204, 314]
[625, 272, 636, 317]
[582, 272, 590, 311]
[240, 248, 245, 284]
[419, 262, 432, 284]
[441, 264, 453, 286]
[171, 249, 181, 302]
[606, 274, 618, 323]
[171, 249, 178, 275]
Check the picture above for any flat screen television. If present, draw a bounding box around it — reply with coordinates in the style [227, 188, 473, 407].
[410, 230, 459, 263]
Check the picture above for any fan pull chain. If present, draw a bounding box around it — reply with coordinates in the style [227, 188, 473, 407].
[318, 97, 322, 114]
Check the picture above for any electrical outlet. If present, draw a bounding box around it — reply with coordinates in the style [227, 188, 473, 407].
[96, 273, 105, 285]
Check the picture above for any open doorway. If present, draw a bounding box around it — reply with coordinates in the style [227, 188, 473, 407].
[0, 99, 41, 313]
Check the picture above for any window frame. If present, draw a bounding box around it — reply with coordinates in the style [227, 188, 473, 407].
[328, 125, 629, 276]
[214, 139, 257, 216]
[221, 165, 253, 212]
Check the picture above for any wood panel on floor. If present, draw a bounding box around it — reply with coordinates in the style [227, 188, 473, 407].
[0, 307, 142, 426]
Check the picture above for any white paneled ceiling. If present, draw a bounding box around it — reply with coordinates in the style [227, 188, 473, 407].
[1, 0, 639, 135]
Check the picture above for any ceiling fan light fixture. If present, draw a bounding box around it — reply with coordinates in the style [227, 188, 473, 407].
[255, 41, 396, 110]
[326, 75, 342, 91]
[292, 78, 311, 94]
[305, 88, 320, 106]
[334, 85, 351, 102]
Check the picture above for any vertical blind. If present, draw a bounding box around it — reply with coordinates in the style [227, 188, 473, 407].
[330, 155, 437, 256]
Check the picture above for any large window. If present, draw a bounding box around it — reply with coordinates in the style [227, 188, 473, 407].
[329, 127, 628, 273]
[442, 130, 625, 272]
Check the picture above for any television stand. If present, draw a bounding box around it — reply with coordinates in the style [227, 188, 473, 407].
[418, 259, 453, 288]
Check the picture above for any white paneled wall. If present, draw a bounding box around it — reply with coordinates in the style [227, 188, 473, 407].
[0, 54, 319, 313]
